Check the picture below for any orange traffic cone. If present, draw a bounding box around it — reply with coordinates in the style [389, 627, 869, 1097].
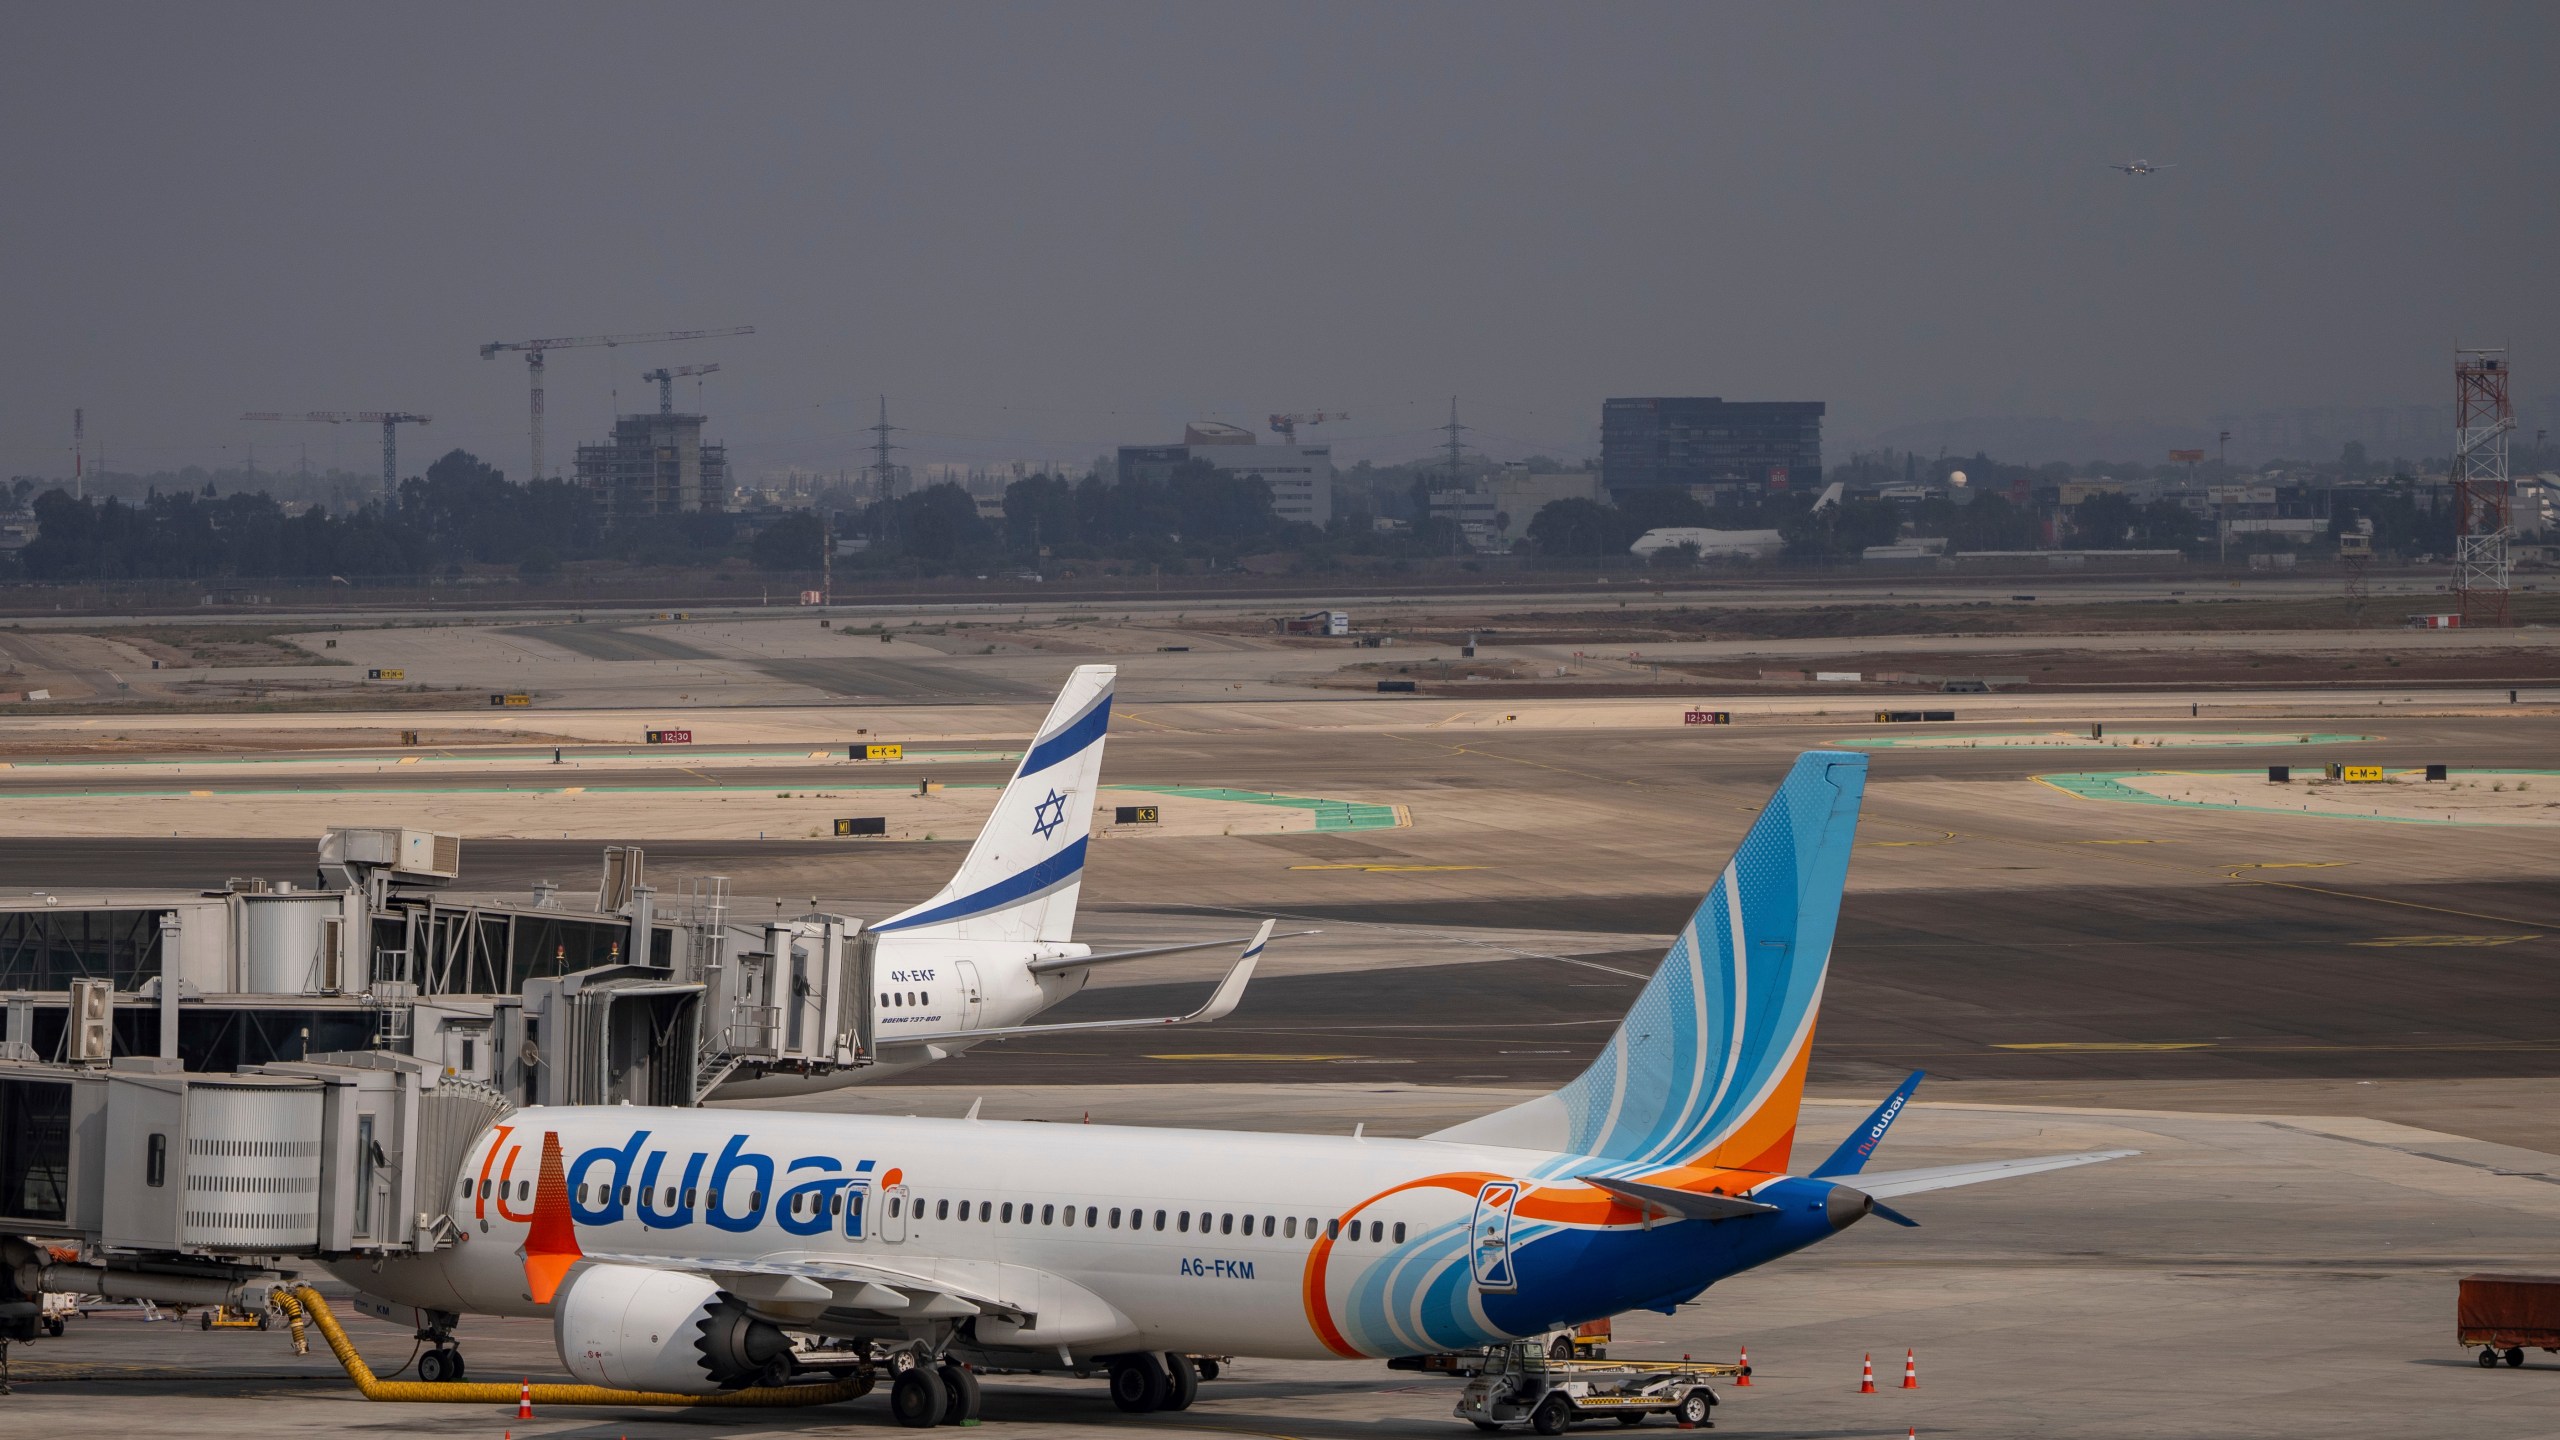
[1902, 1349, 1919, 1389]
[1859, 1353, 1877, 1393]
[1735, 1345, 1751, 1385]
[517, 1378, 534, 1419]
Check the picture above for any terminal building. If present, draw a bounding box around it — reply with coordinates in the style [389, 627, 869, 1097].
[574, 411, 732, 522]
[1117, 422, 1334, 529]
[1601, 397, 1826, 504]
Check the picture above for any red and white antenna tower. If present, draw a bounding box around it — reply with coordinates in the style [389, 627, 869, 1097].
[2451, 347, 2515, 627]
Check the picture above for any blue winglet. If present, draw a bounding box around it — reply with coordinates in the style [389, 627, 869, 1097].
[1811, 1070, 1925, 1178]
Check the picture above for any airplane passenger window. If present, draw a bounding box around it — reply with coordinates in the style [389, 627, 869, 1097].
[1042, 1204, 1055, 1225]
[1326, 1218, 1340, 1240]
[1262, 1215, 1276, 1237]
[922, 991, 931, 1004]
[1022, 1202, 1036, 1224]
[1002, 1202, 1014, 1222]
[1372, 1220, 1386, 1242]
[479, 1179, 491, 1199]
[708, 1190, 721, 1210]
[1220, 1214, 1234, 1235]
[460, 1180, 471, 1201]
[1178, 1211, 1190, 1232]
[937, 1199, 950, 1220]
[684, 1188, 696, 1208]
[1153, 1210, 1166, 1230]
[1109, 1208, 1122, 1229]
[1284, 1217, 1297, 1238]
[879, 992, 888, 1006]
[1393, 1222, 1406, 1243]
[752, 1190, 764, 1209]
[1086, 1206, 1099, 1227]
[621, 1186, 633, 1204]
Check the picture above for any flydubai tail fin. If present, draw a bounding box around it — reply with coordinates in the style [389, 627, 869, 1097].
[1429, 750, 1866, 1175]
[873, 664, 1114, 944]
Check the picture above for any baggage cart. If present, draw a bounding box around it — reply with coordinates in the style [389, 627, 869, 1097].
[2462, 1272, 2560, 1368]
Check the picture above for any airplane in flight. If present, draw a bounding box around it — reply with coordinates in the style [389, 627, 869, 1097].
[2109, 159, 2174, 176]
[718, 661, 1289, 1098]
[350, 750, 2131, 1422]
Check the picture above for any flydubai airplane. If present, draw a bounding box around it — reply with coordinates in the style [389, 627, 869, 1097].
[720, 662, 1286, 1098]
[350, 750, 2130, 1423]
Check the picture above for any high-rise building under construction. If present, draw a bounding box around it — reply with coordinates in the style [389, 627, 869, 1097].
[573, 412, 730, 522]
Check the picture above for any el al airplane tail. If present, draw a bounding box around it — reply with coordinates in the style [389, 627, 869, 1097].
[873, 664, 1114, 945]
[1432, 750, 1867, 1174]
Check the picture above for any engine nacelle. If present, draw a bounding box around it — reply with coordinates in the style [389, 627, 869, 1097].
[553, 1263, 790, 1393]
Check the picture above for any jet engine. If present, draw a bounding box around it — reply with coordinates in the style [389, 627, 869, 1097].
[552, 1262, 792, 1392]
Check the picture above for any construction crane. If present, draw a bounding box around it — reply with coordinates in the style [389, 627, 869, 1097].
[641, 363, 721, 415]
[1269, 410, 1348, 444]
[478, 327, 753, 479]
[239, 411, 431, 495]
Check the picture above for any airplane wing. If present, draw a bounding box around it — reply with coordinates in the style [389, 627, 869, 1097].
[1575, 1174, 1779, 1222]
[1853, 1149, 2139, 1199]
[888, 920, 1272, 1046]
[1027, 927, 1316, 974]
[572, 1247, 1139, 1347]
[577, 1249, 1010, 1317]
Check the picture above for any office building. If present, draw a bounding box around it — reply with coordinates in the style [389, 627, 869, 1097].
[1601, 397, 1825, 502]
[1116, 423, 1333, 528]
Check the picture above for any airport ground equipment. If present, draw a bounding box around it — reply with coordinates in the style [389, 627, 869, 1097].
[1453, 1342, 1736, 1433]
[198, 1302, 270, 1330]
[277, 1286, 871, 1408]
[2461, 1272, 2560, 1368]
[1392, 1320, 1613, 1376]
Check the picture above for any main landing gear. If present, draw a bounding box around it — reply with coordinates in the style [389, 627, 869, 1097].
[1106, 1352, 1199, 1414]
[888, 1351, 985, 1428]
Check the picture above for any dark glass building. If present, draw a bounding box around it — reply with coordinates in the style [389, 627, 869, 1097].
[1601, 397, 1825, 500]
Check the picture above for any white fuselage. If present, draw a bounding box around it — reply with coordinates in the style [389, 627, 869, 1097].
[342, 1104, 1631, 1361]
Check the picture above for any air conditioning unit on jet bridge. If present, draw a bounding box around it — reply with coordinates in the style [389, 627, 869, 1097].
[320, 826, 463, 884]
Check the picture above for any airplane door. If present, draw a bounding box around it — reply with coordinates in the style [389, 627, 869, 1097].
[883, 1184, 910, 1243]
[955, 961, 984, 1030]
[1469, 1180, 1520, 1293]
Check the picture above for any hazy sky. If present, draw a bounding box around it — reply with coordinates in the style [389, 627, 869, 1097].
[5, 1, 2554, 482]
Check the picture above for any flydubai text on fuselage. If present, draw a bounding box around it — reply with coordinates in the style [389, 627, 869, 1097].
[338, 752, 2132, 1384]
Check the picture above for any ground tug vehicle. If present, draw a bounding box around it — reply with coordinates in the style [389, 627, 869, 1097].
[1454, 1341, 1739, 1432]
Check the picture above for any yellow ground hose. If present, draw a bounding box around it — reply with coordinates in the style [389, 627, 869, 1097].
[276, 1286, 874, 1408]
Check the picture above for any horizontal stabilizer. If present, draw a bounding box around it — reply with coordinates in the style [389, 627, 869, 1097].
[1576, 1173, 1779, 1222]
[895, 920, 1272, 1045]
[1857, 1149, 2139, 1200]
[1028, 928, 1317, 974]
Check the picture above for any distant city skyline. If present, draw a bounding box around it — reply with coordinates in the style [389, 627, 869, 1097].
[5, 3, 2553, 485]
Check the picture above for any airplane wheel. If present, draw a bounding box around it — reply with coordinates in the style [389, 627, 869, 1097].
[1196, 1357, 1221, 1381]
[417, 1348, 451, 1383]
[1108, 1353, 1169, 1413]
[891, 1365, 948, 1428]
[1161, 1352, 1199, 1412]
[938, 1363, 981, 1424]
[445, 1347, 467, 1381]
[2480, 1347, 2502, 1368]
[1532, 1394, 1574, 1435]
